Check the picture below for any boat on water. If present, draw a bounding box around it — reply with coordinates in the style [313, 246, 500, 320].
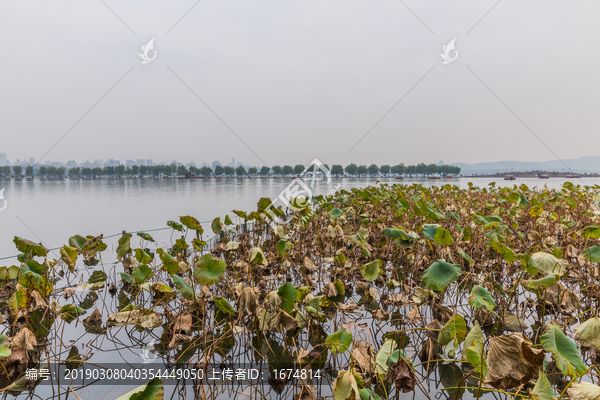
[291, 176, 297, 179]
[539, 175, 549, 179]
[566, 175, 581, 178]
[445, 176, 452, 179]
[504, 175, 516, 180]
[428, 176, 441, 180]
[395, 176, 404, 180]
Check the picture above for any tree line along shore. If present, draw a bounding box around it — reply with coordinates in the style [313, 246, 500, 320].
[0, 163, 460, 178]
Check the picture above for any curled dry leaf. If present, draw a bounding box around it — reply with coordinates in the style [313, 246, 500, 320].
[502, 313, 529, 332]
[168, 334, 192, 349]
[485, 333, 544, 389]
[86, 308, 103, 324]
[322, 282, 338, 298]
[29, 290, 48, 311]
[406, 305, 422, 322]
[172, 314, 192, 335]
[267, 310, 298, 333]
[385, 357, 415, 393]
[567, 382, 600, 400]
[62, 288, 76, 300]
[237, 287, 258, 316]
[574, 317, 600, 351]
[12, 328, 37, 352]
[351, 340, 375, 385]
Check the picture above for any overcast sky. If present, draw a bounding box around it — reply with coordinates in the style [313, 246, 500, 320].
[1, 0, 598, 168]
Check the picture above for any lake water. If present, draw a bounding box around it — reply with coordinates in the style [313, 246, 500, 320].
[1, 176, 596, 260]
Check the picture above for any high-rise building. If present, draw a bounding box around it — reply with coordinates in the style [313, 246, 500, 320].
[230, 158, 236, 168]
[107, 159, 120, 167]
[29, 158, 35, 166]
[0, 153, 6, 166]
[66, 160, 77, 168]
[125, 159, 136, 167]
[212, 160, 221, 170]
[136, 159, 146, 166]
[147, 159, 153, 166]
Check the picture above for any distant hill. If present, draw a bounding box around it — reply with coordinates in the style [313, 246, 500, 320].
[452, 156, 600, 175]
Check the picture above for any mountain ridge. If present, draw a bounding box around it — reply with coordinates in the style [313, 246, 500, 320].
[451, 156, 600, 174]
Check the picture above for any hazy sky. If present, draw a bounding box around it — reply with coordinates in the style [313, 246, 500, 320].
[1, 0, 599, 168]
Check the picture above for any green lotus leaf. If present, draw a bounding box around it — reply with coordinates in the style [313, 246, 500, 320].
[423, 260, 462, 292]
[434, 227, 454, 246]
[180, 215, 203, 233]
[193, 254, 226, 286]
[171, 274, 197, 302]
[360, 259, 383, 282]
[277, 282, 297, 314]
[132, 265, 154, 284]
[541, 323, 586, 377]
[438, 315, 467, 346]
[325, 328, 352, 354]
[468, 285, 496, 311]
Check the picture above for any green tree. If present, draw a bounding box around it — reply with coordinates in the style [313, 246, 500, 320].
[260, 166, 270, 176]
[248, 167, 258, 175]
[331, 165, 344, 176]
[13, 166, 22, 176]
[379, 165, 390, 174]
[345, 163, 358, 175]
[131, 165, 139, 175]
[177, 165, 187, 176]
[406, 165, 416, 175]
[115, 165, 125, 176]
[140, 165, 149, 175]
[236, 165, 246, 176]
[1, 166, 11, 176]
[368, 164, 379, 175]
[415, 163, 427, 175]
[92, 167, 102, 176]
[427, 164, 438, 175]
[282, 165, 293, 175]
[38, 166, 47, 176]
[293, 164, 304, 175]
[223, 166, 234, 175]
[69, 167, 81, 177]
[272, 165, 283, 175]
[200, 166, 212, 176]
[391, 164, 405, 175]
[25, 166, 34, 176]
[47, 166, 58, 176]
[357, 165, 368, 175]
[57, 167, 66, 177]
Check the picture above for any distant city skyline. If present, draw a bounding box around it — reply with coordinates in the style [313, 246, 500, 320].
[0, 152, 256, 170]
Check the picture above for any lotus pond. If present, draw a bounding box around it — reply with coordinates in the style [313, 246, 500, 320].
[1, 181, 600, 400]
